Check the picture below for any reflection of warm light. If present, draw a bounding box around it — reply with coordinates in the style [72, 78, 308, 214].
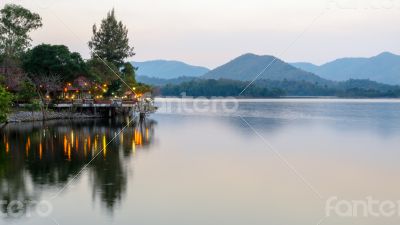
[71, 131, 74, 148]
[64, 88, 68, 93]
[39, 143, 43, 160]
[134, 129, 142, 146]
[68, 143, 71, 161]
[76, 136, 79, 152]
[120, 133, 123, 144]
[88, 136, 91, 151]
[146, 128, 149, 142]
[26, 137, 31, 157]
[102, 135, 107, 158]
[94, 135, 98, 152]
[63, 135, 67, 154]
[5, 141, 9, 154]
[84, 138, 87, 157]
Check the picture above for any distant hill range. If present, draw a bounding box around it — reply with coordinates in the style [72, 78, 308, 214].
[202, 53, 330, 84]
[291, 52, 400, 85]
[131, 60, 209, 79]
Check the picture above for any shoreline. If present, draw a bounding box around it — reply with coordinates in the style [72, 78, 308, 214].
[6, 110, 104, 123]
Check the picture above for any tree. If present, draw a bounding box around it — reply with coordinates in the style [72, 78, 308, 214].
[0, 4, 42, 58]
[16, 79, 37, 103]
[88, 9, 134, 67]
[120, 62, 136, 92]
[86, 58, 120, 83]
[0, 85, 13, 123]
[22, 44, 87, 82]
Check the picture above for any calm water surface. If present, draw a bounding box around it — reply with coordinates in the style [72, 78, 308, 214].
[1, 99, 400, 225]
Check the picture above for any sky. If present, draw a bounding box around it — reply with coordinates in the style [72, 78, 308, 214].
[2, 0, 400, 69]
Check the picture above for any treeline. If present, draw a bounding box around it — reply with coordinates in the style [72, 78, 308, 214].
[158, 78, 400, 98]
[160, 79, 283, 97]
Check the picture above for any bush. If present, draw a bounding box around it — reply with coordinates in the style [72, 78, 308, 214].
[0, 86, 13, 122]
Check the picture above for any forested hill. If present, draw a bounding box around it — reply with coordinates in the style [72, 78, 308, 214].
[202, 53, 330, 85]
[132, 60, 209, 79]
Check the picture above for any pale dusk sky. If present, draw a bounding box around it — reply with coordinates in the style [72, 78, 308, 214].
[2, 0, 400, 68]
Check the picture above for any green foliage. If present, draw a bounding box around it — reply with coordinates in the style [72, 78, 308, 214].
[0, 4, 42, 57]
[135, 83, 152, 95]
[22, 44, 87, 81]
[16, 80, 37, 103]
[120, 62, 136, 92]
[161, 79, 284, 97]
[0, 86, 13, 122]
[105, 79, 122, 97]
[159, 78, 400, 98]
[88, 9, 134, 67]
[86, 58, 120, 83]
[24, 99, 41, 111]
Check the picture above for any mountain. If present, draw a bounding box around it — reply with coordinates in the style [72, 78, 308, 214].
[131, 60, 210, 79]
[202, 53, 330, 84]
[291, 52, 400, 85]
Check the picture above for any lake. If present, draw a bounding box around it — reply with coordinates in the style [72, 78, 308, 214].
[1, 99, 400, 225]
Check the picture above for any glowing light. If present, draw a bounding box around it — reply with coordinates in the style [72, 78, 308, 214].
[63, 135, 67, 154]
[75, 136, 79, 152]
[68, 143, 71, 161]
[26, 137, 31, 157]
[71, 131, 74, 148]
[88, 136, 91, 151]
[39, 143, 43, 160]
[94, 135, 98, 152]
[84, 138, 87, 157]
[102, 135, 107, 158]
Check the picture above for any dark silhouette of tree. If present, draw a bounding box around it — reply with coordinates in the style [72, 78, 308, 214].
[88, 9, 134, 67]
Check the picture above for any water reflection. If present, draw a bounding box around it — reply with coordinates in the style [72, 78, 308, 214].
[0, 118, 157, 216]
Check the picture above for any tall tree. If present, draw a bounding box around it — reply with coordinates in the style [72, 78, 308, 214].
[88, 9, 134, 67]
[0, 4, 42, 58]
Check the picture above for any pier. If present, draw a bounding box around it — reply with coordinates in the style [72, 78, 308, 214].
[51, 99, 157, 119]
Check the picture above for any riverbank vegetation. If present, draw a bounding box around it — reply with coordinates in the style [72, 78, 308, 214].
[159, 78, 400, 98]
[0, 4, 150, 123]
